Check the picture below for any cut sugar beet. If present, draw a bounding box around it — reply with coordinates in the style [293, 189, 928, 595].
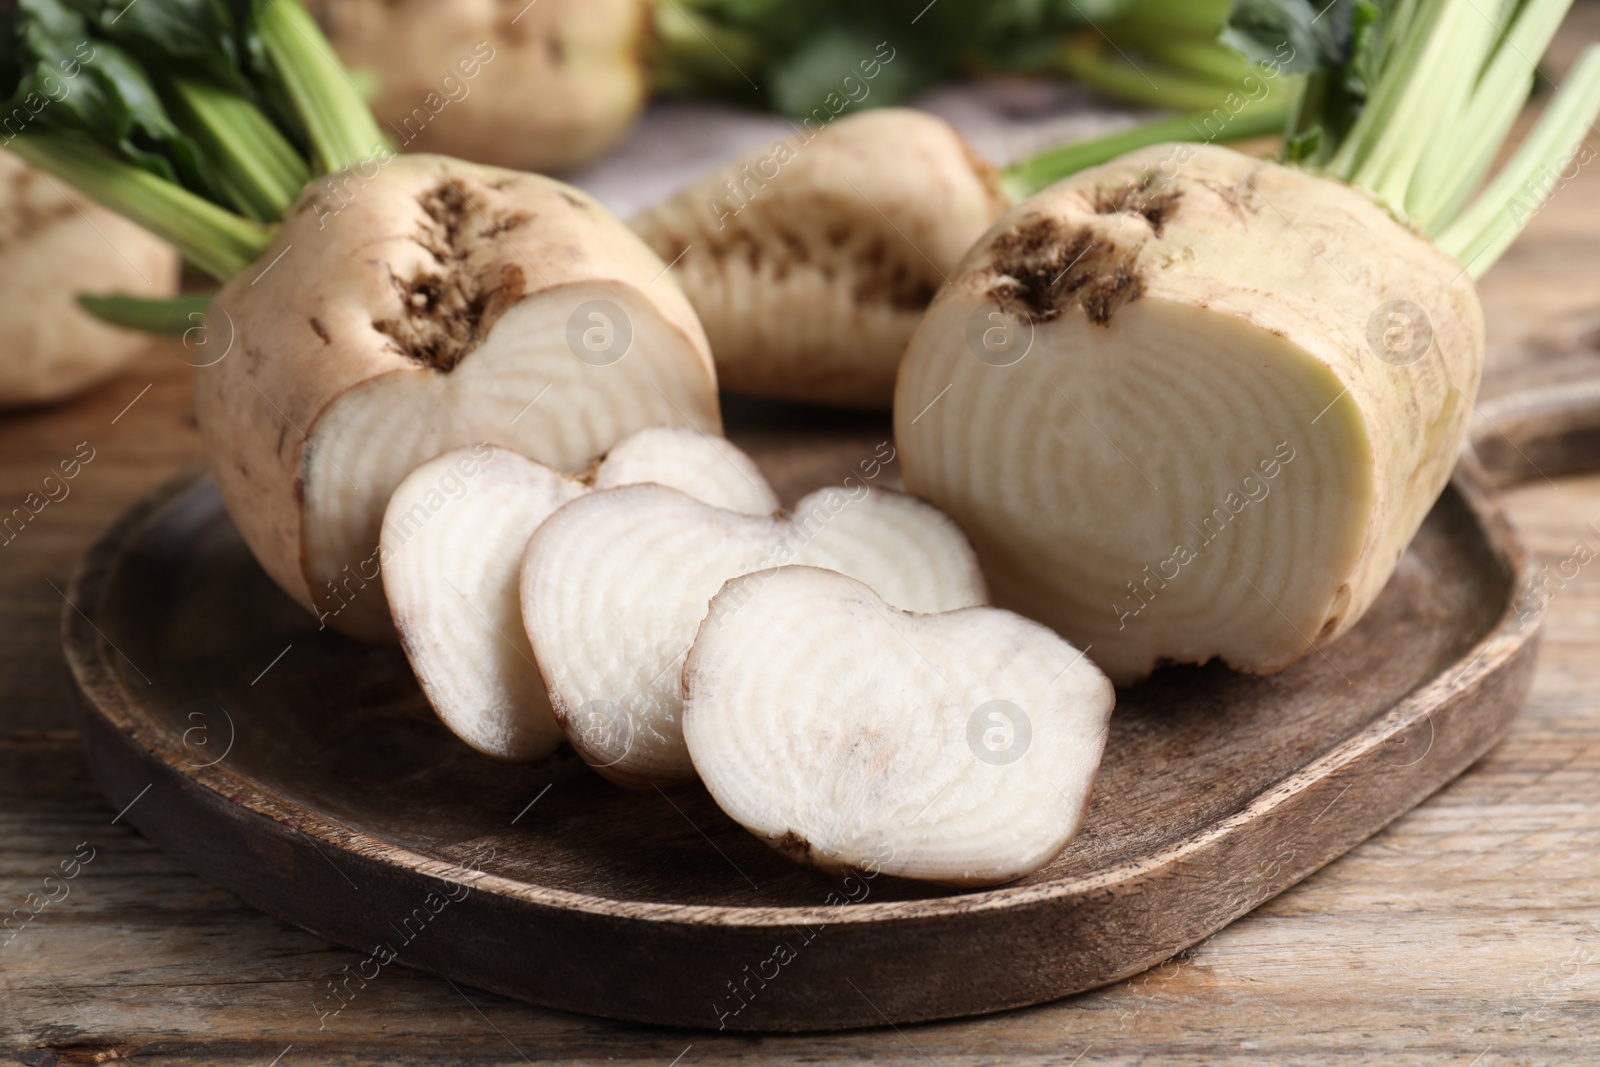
[684, 566, 1114, 885]
[520, 482, 986, 787]
[207, 158, 722, 643]
[895, 1, 1600, 683]
[897, 145, 1477, 684]
[381, 428, 778, 761]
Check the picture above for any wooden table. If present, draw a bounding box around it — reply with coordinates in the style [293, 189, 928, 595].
[6, 19, 1600, 1066]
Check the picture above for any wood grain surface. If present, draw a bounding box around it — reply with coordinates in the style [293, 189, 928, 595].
[6, 10, 1600, 1062]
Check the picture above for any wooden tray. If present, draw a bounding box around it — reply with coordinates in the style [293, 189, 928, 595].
[63, 394, 1544, 1032]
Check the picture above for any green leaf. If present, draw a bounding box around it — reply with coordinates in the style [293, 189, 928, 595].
[654, 0, 1145, 112]
[1341, 0, 1380, 94]
[86, 0, 251, 90]
[79, 290, 218, 334]
[1282, 126, 1321, 162]
[769, 27, 926, 115]
[1, 0, 221, 196]
[1229, 0, 1381, 170]
[1220, 0, 1357, 76]
[0, 0, 376, 280]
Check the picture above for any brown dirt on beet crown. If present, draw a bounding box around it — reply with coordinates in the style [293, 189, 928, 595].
[986, 216, 1144, 326]
[983, 172, 1180, 326]
[1091, 172, 1180, 236]
[372, 181, 530, 372]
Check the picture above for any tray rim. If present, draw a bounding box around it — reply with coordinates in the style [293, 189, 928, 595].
[62, 458, 1540, 931]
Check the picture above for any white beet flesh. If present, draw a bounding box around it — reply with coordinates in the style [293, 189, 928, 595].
[303, 281, 722, 639]
[520, 483, 987, 787]
[382, 446, 584, 760]
[380, 428, 778, 761]
[590, 428, 779, 513]
[684, 566, 1114, 885]
[902, 297, 1371, 684]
